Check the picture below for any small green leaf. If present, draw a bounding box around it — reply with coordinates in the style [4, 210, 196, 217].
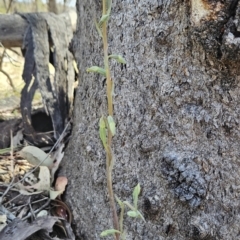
[94, 19, 103, 38]
[106, 0, 112, 15]
[123, 201, 135, 211]
[100, 229, 121, 237]
[115, 195, 123, 207]
[87, 66, 106, 76]
[108, 55, 126, 64]
[138, 211, 146, 223]
[107, 115, 116, 136]
[121, 230, 127, 240]
[99, 116, 107, 148]
[133, 183, 141, 209]
[127, 210, 139, 218]
[99, 14, 109, 27]
[99, 116, 106, 128]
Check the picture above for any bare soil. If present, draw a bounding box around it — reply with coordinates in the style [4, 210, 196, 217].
[0, 48, 42, 120]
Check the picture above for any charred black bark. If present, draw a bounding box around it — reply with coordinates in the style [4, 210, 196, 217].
[20, 13, 75, 147]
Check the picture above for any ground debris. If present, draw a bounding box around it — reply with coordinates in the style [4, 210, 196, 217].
[0, 216, 58, 240]
[0, 148, 74, 239]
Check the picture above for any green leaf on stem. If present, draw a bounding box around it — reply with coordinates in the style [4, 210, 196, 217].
[121, 230, 127, 240]
[115, 195, 124, 207]
[87, 66, 106, 76]
[106, 0, 112, 15]
[127, 210, 139, 218]
[94, 19, 103, 38]
[138, 211, 146, 222]
[99, 116, 107, 148]
[133, 183, 141, 209]
[107, 115, 116, 136]
[123, 201, 135, 211]
[99, 14, 109, 27]
[108, 55, 126, 64]
[100, 229, 121, 237]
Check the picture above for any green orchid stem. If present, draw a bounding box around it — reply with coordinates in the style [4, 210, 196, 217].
[102, 0, 119, 239]
[103, 5, 113, 117]
[119, 203, 125, 236]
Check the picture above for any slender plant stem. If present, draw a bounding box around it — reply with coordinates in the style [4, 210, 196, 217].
[102, 0, 113, 117]
[102, 1, 119, 239]
[107, 150, 119, 238]
[119, 204, 124, 236]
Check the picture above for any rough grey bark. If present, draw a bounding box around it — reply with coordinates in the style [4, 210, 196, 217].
[63, 0, 240, 239]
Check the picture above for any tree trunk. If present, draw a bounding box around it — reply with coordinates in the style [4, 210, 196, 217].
[34, 0, 39, 12]
[63, 0, 240, 239]
[0, 12, 77, 48]
[47, 0, 58, 14]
